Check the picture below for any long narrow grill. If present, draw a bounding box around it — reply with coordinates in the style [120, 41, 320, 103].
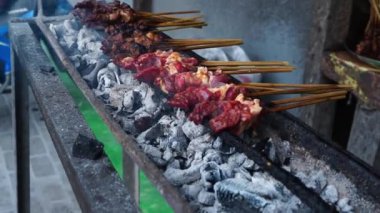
[34, 15, 380, 213]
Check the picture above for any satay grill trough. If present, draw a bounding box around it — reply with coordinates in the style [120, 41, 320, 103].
[26, 1, 380, 212]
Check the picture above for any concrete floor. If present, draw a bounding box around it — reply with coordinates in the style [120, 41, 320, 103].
[0, 91, 81, 213]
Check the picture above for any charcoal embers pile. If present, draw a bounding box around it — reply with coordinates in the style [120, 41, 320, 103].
[50, 19, 364, 212]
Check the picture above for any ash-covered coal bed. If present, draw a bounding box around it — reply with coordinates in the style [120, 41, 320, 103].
[49, 18, 378, 212]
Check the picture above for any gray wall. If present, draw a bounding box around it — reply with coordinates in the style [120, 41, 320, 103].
[152, 0, 314, 87]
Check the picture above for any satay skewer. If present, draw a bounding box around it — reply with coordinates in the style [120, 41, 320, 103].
[158, 23, 207, 31]
[139, 10, 201, 16]
[220, 68, 293, 74]
[163, 39, 243, 44]
[270, 90, 347, 105]
[201, 61, 290, 66]
[246, 87, 349, 97]
[267, 95, 346, 112]
[207, 66, 295, 71]
[239, 82, 352, 89]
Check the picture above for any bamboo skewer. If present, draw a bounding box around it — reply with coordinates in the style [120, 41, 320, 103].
[158, 23, 207, 31]
[242, 86, 283, 91]
[175, 44, 241, 50]
[270, 90, 347, 105]
[141, 10, 201, 16]
[240, 82, 352, 89]
[163, 39, 243, 45]
[221, 69, 293, 74]
[207, 66, 294, 70]
[207, 66, 295, 71]
[247, 87, 348, 97]
[201, 61, 290, 66]
[148, 16, 206, 27]
[267, 95, 346, 112]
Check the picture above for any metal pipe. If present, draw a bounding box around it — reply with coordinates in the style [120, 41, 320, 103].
[12, 49, 30, 212]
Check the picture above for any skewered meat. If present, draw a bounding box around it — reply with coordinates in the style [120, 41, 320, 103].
[356, 29, 380, 60]
[74, 0, 136, 26]
[189, 95, 262, 134]
[73, 1, 263, 135]
[74, 0, 165, 58]
[156, 67, 230, 94]
[168, 85, 244, 111]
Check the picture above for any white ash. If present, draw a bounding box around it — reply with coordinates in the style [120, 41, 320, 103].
[287, 145, 378, 212]
[321, 185, 339, 205]
[257, 135, 379, 212]
[337, 198, 354, 213]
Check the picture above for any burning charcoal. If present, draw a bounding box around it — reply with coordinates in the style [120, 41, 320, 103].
[227, 153, 248, 168]
[163, 147, 173, 162]
[200, 162, 222, 190]
[167, 159, 181, 169]
[250, 172, 283, 200]
[81, 41, 104, 64]
[309, 170, 327, 193]
[219, 164, 234, 179]
[182, 120, 207, 140]
[199, 206, 217, 213]
[211, 136, 223, 150]
[107, 85, 133, 115]
[72, 134, 104, 160]
[133, 82, 149, 97]
[119, 72, 140, 86]
[282, 196, 306, 212]
[82, 60, 107, 88]
[166, 121, 188, 151]
[63, 19, 80, 33]
[133, 116, 153, 133]
[295, 170, 327, 194]
[198, 189, 215, 206]
[136, 123, 163, 143]
[163, 162, 203, 186]
[140, 144, 161, 158]
[242, 158, 255, 170]
[122, 90, 135, 112]
[139, 87, 159, 115]
[181, 181, 202, 200]
[116, 116, 138, 135]
[77, 26, 102, 52]
[203, 150, 222, 165]
[265, 138, 292, 166]
[69, 54, 82, 68]
[214, 178, 269, 212]
[175, 109, 187, 124]
[266, 139, 277, 163]
[186, 151, 204, 168]
[234, 167, 252, 181]
[337, 198, 354, 213]
[321, 185, 339, 204]
[140, 144, 166, 166]
[272, 139, 292, 165]
[170, 138, 188, 158]
[187, 134, 214, 156]
[97, 66, 119, 92]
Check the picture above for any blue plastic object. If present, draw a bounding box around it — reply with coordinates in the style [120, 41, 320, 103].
[0, 10, 34, 75]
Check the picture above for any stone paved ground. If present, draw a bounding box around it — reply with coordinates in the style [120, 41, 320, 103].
[0, 91, 81, 213]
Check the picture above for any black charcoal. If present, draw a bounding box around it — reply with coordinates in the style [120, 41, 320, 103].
[72, 134, 104, 160]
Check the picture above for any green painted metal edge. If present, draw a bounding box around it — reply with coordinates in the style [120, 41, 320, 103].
[139, 171, 173, 213]
[40, 39, 174, 213]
